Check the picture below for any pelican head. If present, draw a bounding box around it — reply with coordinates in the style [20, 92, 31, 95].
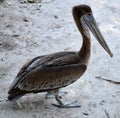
[73, 5, 113, 57]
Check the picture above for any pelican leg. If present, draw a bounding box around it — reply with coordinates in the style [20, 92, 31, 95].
[52, 90, 81, 108]
[45, 91, 54, 99]
[46, 91, 68, 99]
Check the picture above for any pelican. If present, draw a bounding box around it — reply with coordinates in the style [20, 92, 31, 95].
[8, 5, 113, 108]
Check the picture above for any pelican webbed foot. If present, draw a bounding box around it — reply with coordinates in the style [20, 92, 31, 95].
[52, 95, 81, 108]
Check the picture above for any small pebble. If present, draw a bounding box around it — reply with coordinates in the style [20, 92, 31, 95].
[54, 15, 58, 19]
[23, 17, 29, 22]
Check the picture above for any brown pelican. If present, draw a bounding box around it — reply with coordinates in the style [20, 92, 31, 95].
[8, 5, 113, 108]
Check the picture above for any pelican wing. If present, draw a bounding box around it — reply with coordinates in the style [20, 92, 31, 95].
[8, 51, 86, 94]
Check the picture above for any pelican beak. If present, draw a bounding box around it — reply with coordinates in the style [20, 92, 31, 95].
[81, 13, 113, 57]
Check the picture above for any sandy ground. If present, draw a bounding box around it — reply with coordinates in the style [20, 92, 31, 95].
[0, 0, 120, 118]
